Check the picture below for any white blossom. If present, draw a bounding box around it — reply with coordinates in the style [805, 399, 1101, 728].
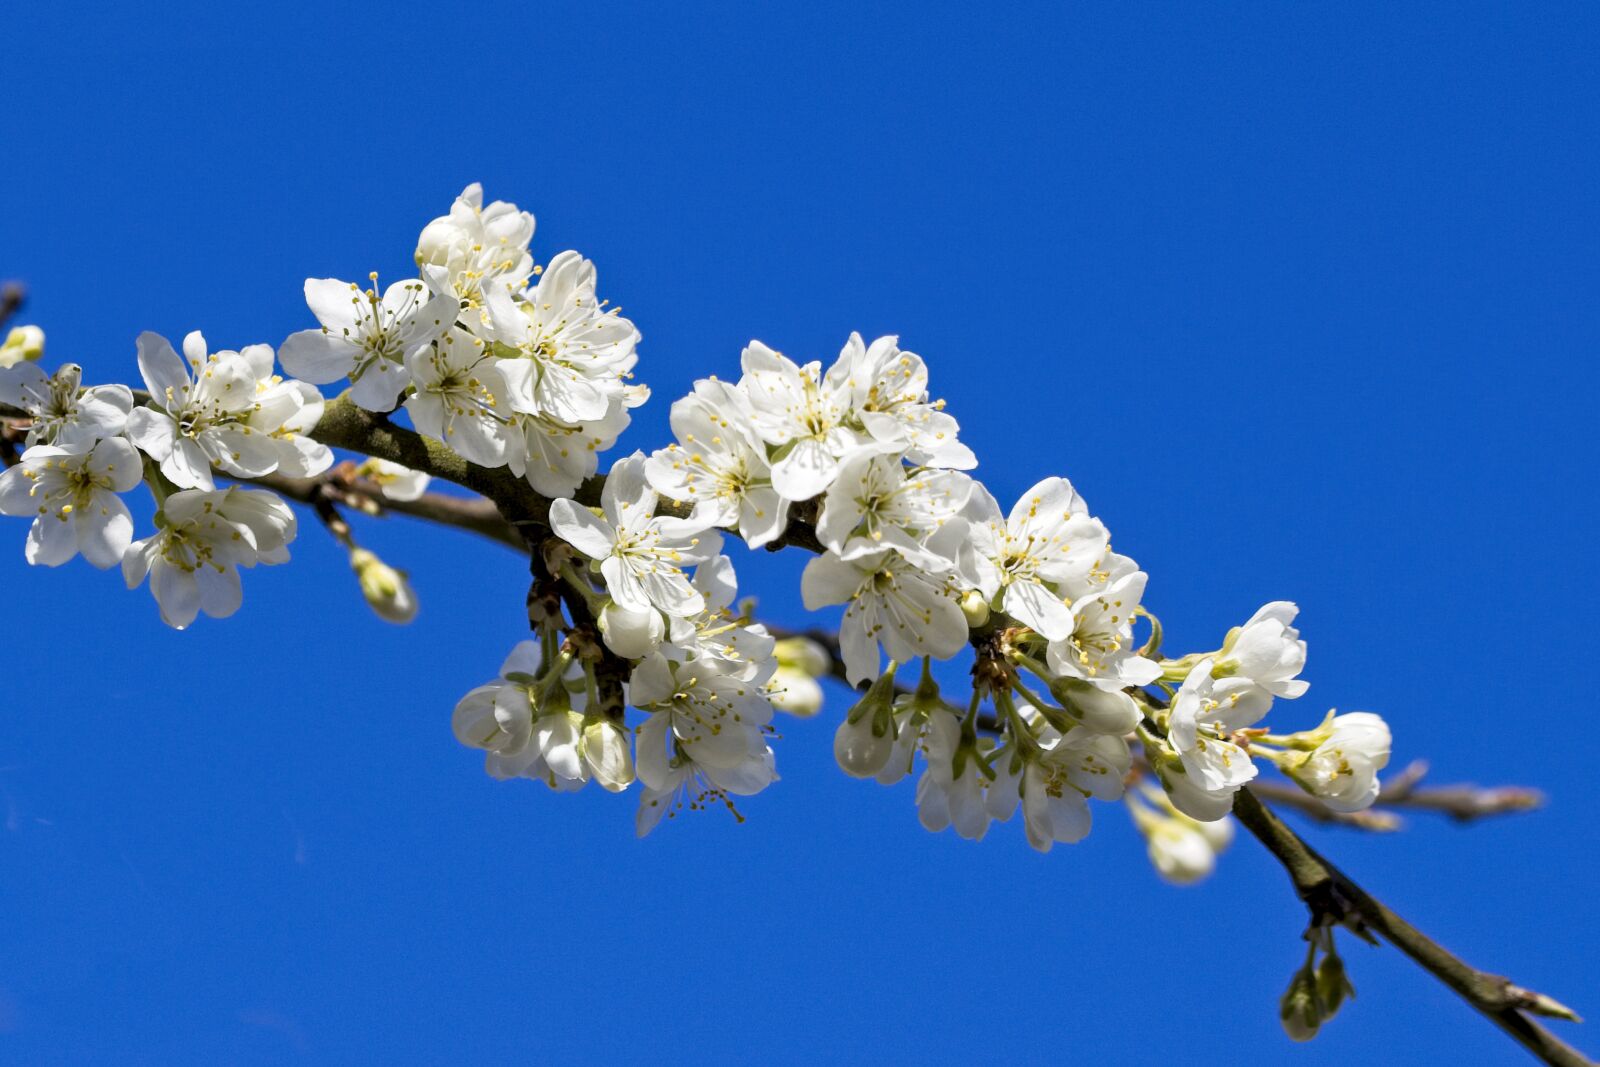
[0, 362, 133, 449]
[549, 453, 721, 618]
[121, 487, 296, 629]
[279, 276, 457, 411]
[451, 641, 632, 792]
[834, 332, 975, 469]
[479, 253, 639, 424]
[986, 704, 1130, 852]
[354, 458, 430, 501]
[967, 478, 1110, 641]
[914, 708, 991, 841]
[403, 327, 512, 467]
[505, 399, 632, 498]
[0, 438, 142, 568]
[1045, 564, 1161, 690]
[645, 378, 788, 547]
[737, 339, 880, 501]
[1282, 712, 1391, 813]
[1160, 657, 1273, 820]
[416, 183, 535, 304]
[1218, 601, 1309, 699]
[815, 451, 972, 571]
[125, 331, 331, 490]
[800, 548, 969, 685]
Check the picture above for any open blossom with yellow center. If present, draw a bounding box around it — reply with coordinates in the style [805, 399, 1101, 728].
[549, 452, 722, 618]
[645, 377, 788, 547]
[0, 438, 142, 568]
[126, 330, 331, 490]
[121, 487, 296, 630]
[0, 361, 132, 449]
[965, 477, 1110, 641]
[279, 273, 457, 411]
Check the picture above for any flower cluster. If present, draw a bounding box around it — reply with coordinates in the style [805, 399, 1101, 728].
[281, 183, 645, 498]
[0, 182, 1395, 880]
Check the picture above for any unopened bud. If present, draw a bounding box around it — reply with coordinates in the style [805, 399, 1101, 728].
[598, 600, 663, 658]
[1051, 677, 1142, 735]
[769, 667, 824, 717]
[1315, 952, 1354, 1020]
[350, 547, 418, 624]
[835, 667, 899, 778]
[0, 325, 44, 368]
[774, 636, 831, 677]
[959, 589, 990, 627]
[1279, 966, 1324, 1042]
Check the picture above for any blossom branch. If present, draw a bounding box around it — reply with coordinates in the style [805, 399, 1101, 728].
[1230, 788, 1591, 1067]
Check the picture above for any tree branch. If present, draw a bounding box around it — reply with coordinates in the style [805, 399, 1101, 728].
[1231, 789, 1591, 1066]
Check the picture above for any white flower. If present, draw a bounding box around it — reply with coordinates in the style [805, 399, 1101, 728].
[1282, 712, 1391, 813]
[800, 548, 969, 685]
[415, 183, 535, 303]
[0, 325, 45, 368]
[549, 453, 722, 618]
[279, 276, 457, 412]
[645, 378, 788, 547]
[1129, 793, 1234, 885]
[0, 438, 142, 568]
[986, 705, 1130, 852]
[349, 547, 418, 624]
[1160, 657, 1273, 820]
[354, 458, 430, 501]
[1045, 564, 1161, 690]
[125, 331, 332, 490]
[121, 487, 296, 629]
[914, 708, 991, 841]
[0, 362, 133, 449]
[814, 452, 972, 571]
[967, 478, 1110, 641]
[634, 742, 777, 838]
[768, 636, 830, 718]
[737, 339, 879, 501]
[402, 327, 512, 467]
[663, 555, 776, 682]
[451, 641, 633, 792]
[479, 253, 639, 424]
[505, 400, 632, 498]
[834, 332, 975, 469]
[1218, 601, 1309, 699]
[630, 650, 777, 833]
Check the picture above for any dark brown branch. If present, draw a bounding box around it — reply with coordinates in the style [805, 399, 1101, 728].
[0, 282, 24, 333]
[1232, 789, 1590, 1066]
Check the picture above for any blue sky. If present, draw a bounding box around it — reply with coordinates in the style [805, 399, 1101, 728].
[3, 2, 1596, 1063]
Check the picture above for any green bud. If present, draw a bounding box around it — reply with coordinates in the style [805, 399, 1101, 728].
[0, 325, 44, 368]
[350, 547, 418, 624]
[1315, 952, 1355, 1020]
[1279, 966, 1324, 1042]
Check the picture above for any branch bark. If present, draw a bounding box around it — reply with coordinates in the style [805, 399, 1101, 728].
[1231, 789, 1591, 1066]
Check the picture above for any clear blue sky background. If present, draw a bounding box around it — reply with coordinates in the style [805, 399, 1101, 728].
[3, 2, 1595, 1063]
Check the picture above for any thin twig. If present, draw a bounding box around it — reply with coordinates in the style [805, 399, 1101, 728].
[0, 282, 24, 333]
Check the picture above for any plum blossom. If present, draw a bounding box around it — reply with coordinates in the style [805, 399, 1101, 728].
[814, 452, 972, 571]
[967, 478, 1110, 641]
[801, 547, 969, 685]
[415, 183, 535, 303]
[121, 487, 296, 629]
[1280, 712, 1391, 813]
[835, 332, 975, 469]
[1160, 657, 1274, 820]
[403, 327, 512, 467]
[125, 331, 331, 490]
[645, 378, 788, 547]
[549, 453, 721, 618]
[737, 339, 881, 501]
[0, 362, 133, 449]
[0, 438, 142, 568]
[279, 275, 457, 411]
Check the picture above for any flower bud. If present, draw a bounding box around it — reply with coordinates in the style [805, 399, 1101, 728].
[1279, 966, 1324, 1042]
[0, 325, 44, 368]
[959, 589, 990, 627]
[354, 458, 431, 501]
[598, 600, 664, 658]
[349, 548, 418, 624]
[1050, 677, 1142, 735]
[1315, 951, 1354, 1020]
[769, 667, 824, 717]
[775, 636, 831, 677]
[583, 716, 636, 793]
[834, 667, 899, 778]
[1281, 711, 1392, 813]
